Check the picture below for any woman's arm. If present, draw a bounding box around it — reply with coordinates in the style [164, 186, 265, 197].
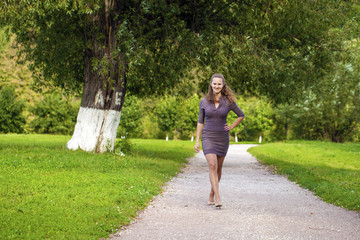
[194, 122, 204, 152]
[225, 101, 245, 131]
[224, 117, 244, 131]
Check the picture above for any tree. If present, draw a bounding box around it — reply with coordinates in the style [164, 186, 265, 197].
[0, 85, 25, 133]
[195, 1, 356, 104]
[288, 48, 360, 142]
[272, 6, 360, 142]
[271, 104, 297, 140]
[1, 0, 355, 152]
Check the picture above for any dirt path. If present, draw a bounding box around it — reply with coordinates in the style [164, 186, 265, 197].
[110, 144, 360, 240]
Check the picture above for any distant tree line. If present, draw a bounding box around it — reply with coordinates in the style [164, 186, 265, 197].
[117, 90, 360, 143]
[0, 84, 359, 143]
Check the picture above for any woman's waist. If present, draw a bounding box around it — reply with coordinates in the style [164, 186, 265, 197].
[203, 126, 228, 132]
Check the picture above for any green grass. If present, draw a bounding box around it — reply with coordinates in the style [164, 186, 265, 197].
[248, 141, 360, 211]
[0, 135, 194, 239]
[230, 140, 260, 145]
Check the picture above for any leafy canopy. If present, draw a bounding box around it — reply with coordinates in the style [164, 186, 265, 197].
[1, 0, 357, 103]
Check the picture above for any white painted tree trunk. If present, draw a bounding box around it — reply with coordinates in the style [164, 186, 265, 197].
[65, 4, 126, 154]
[67, 107, 121, 152]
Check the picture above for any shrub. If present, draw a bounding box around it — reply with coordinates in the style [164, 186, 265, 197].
[0, 85, 26, 133]
[117, 95, 144, 138]
[154, 95, 178, 139]
[114, 137, 133, 155]
[176, 94, 200, 139]
[29, 92, 79, 135]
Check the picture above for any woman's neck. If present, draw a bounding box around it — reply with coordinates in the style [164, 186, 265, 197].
[214, 93, 221, 102]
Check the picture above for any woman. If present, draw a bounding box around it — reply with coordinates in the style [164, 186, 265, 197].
[194, 73, 245, 208]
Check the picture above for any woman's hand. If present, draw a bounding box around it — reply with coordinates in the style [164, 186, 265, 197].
[194, 142, 200, 153]
[225, 117, 244, 132]
[224, 123, 231, 131]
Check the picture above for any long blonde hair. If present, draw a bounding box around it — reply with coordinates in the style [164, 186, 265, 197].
[206, 73, 236, 104]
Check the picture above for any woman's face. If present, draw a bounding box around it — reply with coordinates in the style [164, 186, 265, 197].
[211, 77, 223, 94]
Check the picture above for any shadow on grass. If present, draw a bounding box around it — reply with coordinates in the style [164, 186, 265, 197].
[254, 153, 360, 211]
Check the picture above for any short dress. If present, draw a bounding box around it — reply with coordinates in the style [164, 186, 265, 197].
[198, 96, 245, 157]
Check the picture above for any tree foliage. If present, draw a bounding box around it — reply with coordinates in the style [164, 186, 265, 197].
[271, 5, 360, 142]
[195, 0, 357, 104]
[154, 95, 179, 136]
[29, 93, 79, 135]
[1, 0, 356, 103]
[282, 42, 360, 142]
[0, 27, 9, 54]
[1, 0, 359, 145]
[0, 85, 25, 133]
[117, 95, 144, 138]
[176, 94, 200, 139]
[227, 96, 273, 141]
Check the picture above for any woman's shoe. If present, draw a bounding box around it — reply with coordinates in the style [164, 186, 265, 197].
[208, 201, 215, 205]
[215, 202, 222, 208]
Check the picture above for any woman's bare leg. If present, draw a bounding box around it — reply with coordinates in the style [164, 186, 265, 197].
[209, 156, 225, 203]
[205, 153, 221, 204]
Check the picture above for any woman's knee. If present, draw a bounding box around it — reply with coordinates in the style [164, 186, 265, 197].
[208, 162, 217, 171]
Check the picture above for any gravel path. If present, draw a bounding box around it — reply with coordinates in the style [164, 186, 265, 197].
[110, 144, 360, 240]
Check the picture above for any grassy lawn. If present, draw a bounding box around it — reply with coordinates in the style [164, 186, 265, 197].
[0, 135, 194, 239]
[230, 141, 259, 145]
[248, 141, 360, 211]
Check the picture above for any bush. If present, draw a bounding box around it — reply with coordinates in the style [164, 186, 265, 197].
[0, 85, 26, 133]
[154, 95, 179, 139]
[0, 27, 9, 53]
[176, 94, 200, 139]
[114, 137, 133, 155]
[117, 95, 144, 138]
[29, 92, 79, 135]
[228, 96, 273, 142]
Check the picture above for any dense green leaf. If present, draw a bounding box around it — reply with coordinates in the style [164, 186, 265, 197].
[0, 85, 26, 133]
[29, 92, 79, 135]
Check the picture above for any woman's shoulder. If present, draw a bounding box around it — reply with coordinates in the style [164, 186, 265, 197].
[221, 95, 233, 105]
[199, 97, 209, 107]
[200, 97, 208, 103]
[200, 96, 206, 101]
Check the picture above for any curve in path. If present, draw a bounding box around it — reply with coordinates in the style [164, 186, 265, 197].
[110, 144, 360, 240]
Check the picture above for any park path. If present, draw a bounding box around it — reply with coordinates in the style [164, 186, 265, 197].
[109, 144, 360, 240]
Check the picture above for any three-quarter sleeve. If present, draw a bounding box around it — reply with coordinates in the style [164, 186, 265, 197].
[197, 98, 205, 124]
[230, 101, 245, 118]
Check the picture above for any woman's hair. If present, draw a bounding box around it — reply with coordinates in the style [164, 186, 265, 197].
[206, 73, 236, 104]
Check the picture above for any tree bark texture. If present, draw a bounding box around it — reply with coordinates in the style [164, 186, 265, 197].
[67, 1, 126, 153]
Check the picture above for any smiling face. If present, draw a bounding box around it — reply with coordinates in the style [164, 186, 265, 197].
[211, 77, 224, 95]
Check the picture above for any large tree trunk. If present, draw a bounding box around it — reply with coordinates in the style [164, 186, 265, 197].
[67, 1, 125, 153]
